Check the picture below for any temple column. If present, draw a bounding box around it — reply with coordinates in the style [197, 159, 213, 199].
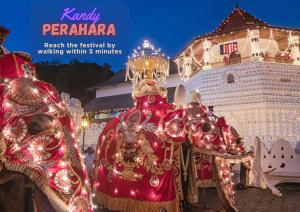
[203, 39, 212, 70]
[288, 35, 300, 65]
[182, 55, 193, 80]
[248, 29, 261, 60]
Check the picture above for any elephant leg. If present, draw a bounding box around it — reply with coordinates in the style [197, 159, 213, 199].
[212, 155, 238, 212]
[33, 185, 56, 212]
[0, 170, 26, 212]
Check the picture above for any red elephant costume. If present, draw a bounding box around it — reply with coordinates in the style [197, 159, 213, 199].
[0, 52, 93, 211]
[194, 116, 246, 187]
[94, 41, 247, 212]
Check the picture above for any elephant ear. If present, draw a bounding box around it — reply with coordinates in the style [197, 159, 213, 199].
[174, 84, 186, 108]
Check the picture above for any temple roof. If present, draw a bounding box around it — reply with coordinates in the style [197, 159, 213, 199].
[88, 61, 179, 90]
[85, 87, 176, 113]
[87, 69, 128, 91]
[85, 92, 133, 113]
[214, 7, 269, 34]
[175, 6, 300, 59]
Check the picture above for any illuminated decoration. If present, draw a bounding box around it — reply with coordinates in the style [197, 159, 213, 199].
[81, 113, 90, 151]
[288, 35, 300, 65]
[181, 55, 193, 81]
[175, 7, 300, 80]
[248, 29, 261, 59]
[61, 92, 84, 130]
[174, 6, 300, 151]
[94, 41, 250, 212]
[0, 52, 93, 211]
[82, 114, 90, 128]
[185, 60, 300, 149]
[126, 40, 170, 98]
[202, 39, 212, 70]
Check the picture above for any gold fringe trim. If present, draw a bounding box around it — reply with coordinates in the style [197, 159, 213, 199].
[2, 160, 69, 211]
[197, 179, 215, 188]
[95, 191, 180, 212]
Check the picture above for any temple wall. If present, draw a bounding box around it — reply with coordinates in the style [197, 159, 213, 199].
[79, 122, 107, 149]
[184, 61, 300, 149]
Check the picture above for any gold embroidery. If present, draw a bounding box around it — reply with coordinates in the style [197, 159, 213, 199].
[109, 132, 163, 181]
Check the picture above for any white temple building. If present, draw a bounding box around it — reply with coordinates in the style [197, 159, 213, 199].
[182, 61, 300, 149]
[86, 6, 300, 150]
[174, 6, 300, 149]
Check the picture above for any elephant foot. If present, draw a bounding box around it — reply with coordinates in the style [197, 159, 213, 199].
[236, 183, 246, 190]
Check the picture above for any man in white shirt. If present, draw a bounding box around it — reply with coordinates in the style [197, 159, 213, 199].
[84, 146, 95, 176]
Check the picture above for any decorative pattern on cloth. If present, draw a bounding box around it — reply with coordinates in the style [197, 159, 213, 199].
[94, 94, 246, 211]
[185, 101, 245, 206]
[0, 53, 36, 79]
[0, 77, 93, 211]
[94, 95, 183, 212]
[194, 151, 215, 187]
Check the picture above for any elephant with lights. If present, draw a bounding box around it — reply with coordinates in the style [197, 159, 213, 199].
[0, 52, 93, 211]
[93, 41, 250, 212]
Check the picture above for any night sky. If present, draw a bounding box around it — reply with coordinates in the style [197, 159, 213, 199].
[1, 0, 300, 71]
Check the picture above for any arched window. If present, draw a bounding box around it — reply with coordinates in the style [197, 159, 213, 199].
[227, 74, 235, 84]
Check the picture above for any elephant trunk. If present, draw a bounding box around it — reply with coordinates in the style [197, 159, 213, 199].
[212, 155, 238, 212]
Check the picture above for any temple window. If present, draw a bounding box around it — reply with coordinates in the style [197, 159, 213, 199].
[280, 78, 291, 83]
[227, 74, 235, 84]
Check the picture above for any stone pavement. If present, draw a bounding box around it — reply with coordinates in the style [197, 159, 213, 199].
[194, 187, 300, 212]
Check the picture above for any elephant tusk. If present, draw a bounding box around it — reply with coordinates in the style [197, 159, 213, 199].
[194, 149, 253, 161]
[264, 168, 276, 174]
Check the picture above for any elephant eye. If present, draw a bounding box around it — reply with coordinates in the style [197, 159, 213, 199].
[44, 114, 54, 122]
[27, 113, 55, 135]
[27, 121, 43, 135]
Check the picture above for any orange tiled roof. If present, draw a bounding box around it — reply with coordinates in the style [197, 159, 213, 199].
[214, 7, 269, 34]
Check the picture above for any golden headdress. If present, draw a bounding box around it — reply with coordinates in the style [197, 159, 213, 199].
[126, 40, 170, 98]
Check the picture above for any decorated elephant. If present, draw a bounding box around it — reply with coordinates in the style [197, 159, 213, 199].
[93, 41, 249, 212]
[0, 50, 93, 210]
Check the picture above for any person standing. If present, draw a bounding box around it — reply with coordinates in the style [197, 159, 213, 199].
[84, 147, 95, 177]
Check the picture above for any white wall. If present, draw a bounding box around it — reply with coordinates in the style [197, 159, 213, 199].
[79, 122, 107, 149]
[185, 61, 300, 148]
